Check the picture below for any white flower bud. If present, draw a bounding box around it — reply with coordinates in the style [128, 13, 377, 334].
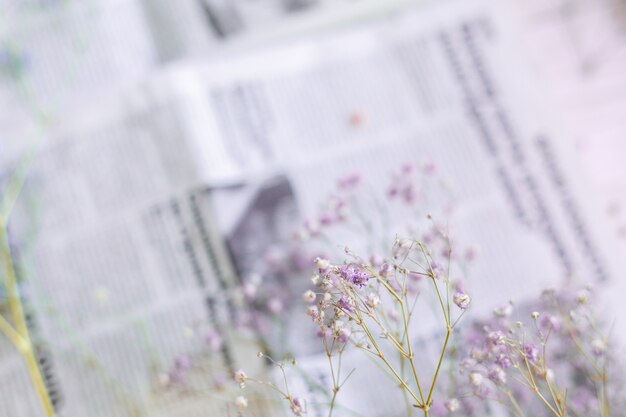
[366, 293, 380, 308]
[445, 398, 460, 412]
[591, 339, 607, 356]
[235, 396, 248, 409]
[469, 372, 484, 386]
[315, 257, 330, 271]
[234, 369, 247, 388]
[494, 303, 513, 318]
[302, 290, 316, 303]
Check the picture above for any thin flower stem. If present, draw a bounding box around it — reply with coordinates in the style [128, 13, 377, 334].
[399, 354, 415, 417]
[358, 318, 422, 406]
[418, 242, 449, 326]
[541, 344, 564, 415]
[1, 226, 57, 417]
[426, 327, 451, 407]
[521, 354, 562, 417]
[504, 388, 528, 417]
[399, 296, 425, 404]
[0, 313, 25, 348]
[249, 377, 289, 399]
[325, 337, 344, 417]
[443, 232, 452, 325]
[430, 278, 449, 327]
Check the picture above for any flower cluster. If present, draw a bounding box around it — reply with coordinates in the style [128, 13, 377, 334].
[453, 285, 625, 417]
[232, 354, 307, 417]
[303, 234, 470, 417]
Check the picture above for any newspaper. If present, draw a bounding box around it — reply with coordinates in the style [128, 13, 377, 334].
[0, 0, 380, 144]
[1, 0, 626, 416]
[0, 77, 264, 417]
[512, 0, 626, 250]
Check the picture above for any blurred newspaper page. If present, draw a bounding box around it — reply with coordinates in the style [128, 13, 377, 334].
[196, 1, 626, 415]
[0, 81, 262, 416]
[512, 0, 626, 311]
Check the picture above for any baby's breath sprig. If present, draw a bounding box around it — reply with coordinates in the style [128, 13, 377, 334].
[457, 285, 622, 417]
[307, 232, 470, 417]
[234, 353, 307, 417]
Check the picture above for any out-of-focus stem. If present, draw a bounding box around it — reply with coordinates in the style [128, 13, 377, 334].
[1, 225, 56, 417]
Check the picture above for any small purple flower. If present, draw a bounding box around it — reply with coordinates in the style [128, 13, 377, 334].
[495, 353, 512, 369]
[487, 331, 505, 347]
[242, 282, 258, 300]
[339, 264, 371, 287]
[290, 396, 306, 416]
[205, 330, 223, 351]
[453, 292, 471, 310]
[523, 343, 539, 363]
[316, 327, 332, 338]
[487, 366, 507, 384]
[540, 315, 562, 333]
[267, 297, 284, 314]
[430, 261, 441, 276]
[307, 306, 324, 324]
[336, 327, 351, 343]
[175, 355, 192, 370]
[379, 262, 393, 277]
[337, 295, 356, 313]
[234, 369, 247, 388]
[318, 211, 337, 226]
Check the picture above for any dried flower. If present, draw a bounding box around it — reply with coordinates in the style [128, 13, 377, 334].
[591, 339, 606, 356]
[488, 366, 507, 385]
[235, 396, 248, 409]
[234, 369, 247, 387]
[445, 398, 460, 412]
[453, 291, 471, 310]
[523, 343, 539, 363]
[339, 263, 371, 287]
[306, 306, 324, 324]
[337, 295, 356, 313]
[302, 290, 316, 303]
[290, 397, 306, 416]
[336, 327, 351, 343]
[469, 372, 484, 386]
[315, 257, 330, 272]
[365, 293, 380, 308]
